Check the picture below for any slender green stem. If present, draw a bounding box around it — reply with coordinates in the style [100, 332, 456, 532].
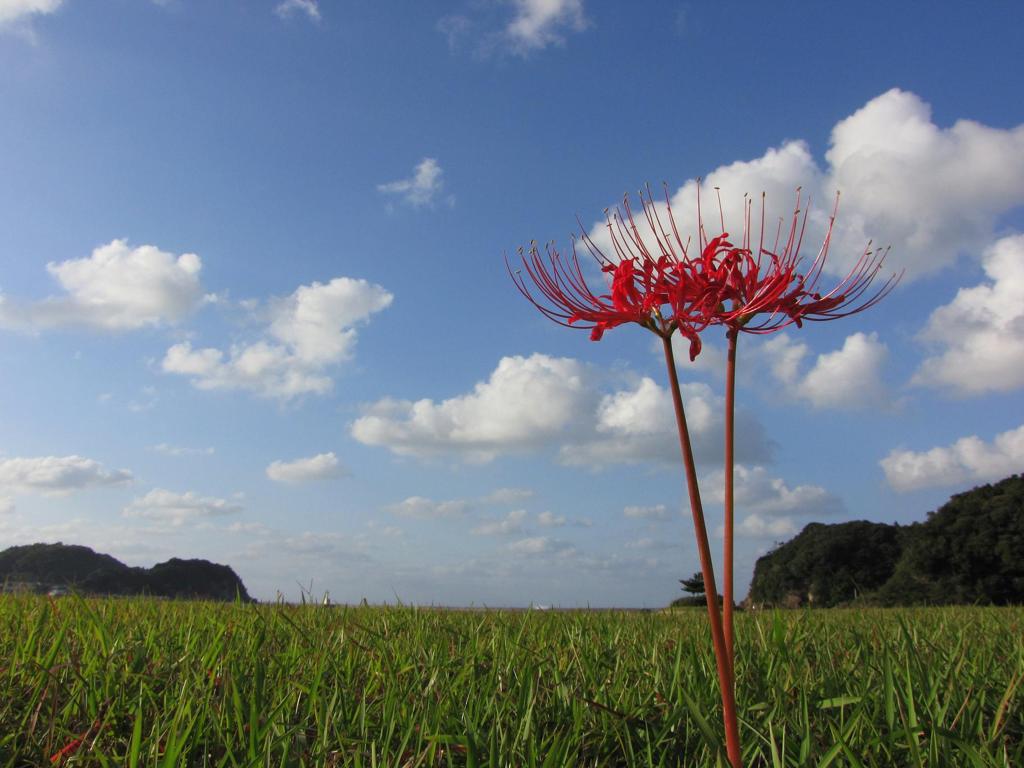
[724, 328, 738, 669]
[661, 334, 743, 768]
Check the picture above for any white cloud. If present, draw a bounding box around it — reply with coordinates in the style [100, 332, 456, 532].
[266, 452, 345, 484]
[0, 497, 14, 514]
[705, 465, 844, 518]
[536, 510, 590, 528]
[584, 89, 1024, 281]
[0, 239, 204, 331]
[505, 0, 587, 54]
[377, 158, 447, 208]
[149, 443, 215, 457]
[123, 488, 242, 526]
[508, 535, 571, 556]
[624, 536, 678, 551]
[880, 424, 1024, 492]
[537, 511, 564, 527]
[825, 90, 1024, 277]
[913, 234, 1024, 395]
[733, 513, 797, 540]
[0, 0, 60, 23]
[274, 0, 319, 21]
[226, 521, 272, 536]
[759, 332, 888, 409]
[480, 487, 534, 505]
[162, 276, 392, 399]
[438, 0, 588, 57]
[384, 496, 470, 520]
[0, 0, 61, 39]
[352, 354, 593, 462]
[624, 504, 670, 521]
[559, 377, 771, 468]
[353, 354, 771, 466]
[0, 455, 132, 494]
[436, 14, 472, 50]
[472, 509, 527, 536]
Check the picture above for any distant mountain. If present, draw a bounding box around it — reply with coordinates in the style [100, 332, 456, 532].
[747, 474, 1024, 607]
[0, 542, 252, 602]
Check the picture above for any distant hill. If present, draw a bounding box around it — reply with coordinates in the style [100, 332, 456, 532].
[0, 542, 252, 602]
[747, 474, 1024, 607]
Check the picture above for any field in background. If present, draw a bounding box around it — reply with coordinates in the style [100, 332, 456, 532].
[0, 598, 1020, 767]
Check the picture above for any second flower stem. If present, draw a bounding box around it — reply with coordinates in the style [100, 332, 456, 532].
[724, 328, 738, 666]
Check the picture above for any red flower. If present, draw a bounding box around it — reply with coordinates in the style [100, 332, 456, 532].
[699, 189, 902, 333]
[507, 187, 717, 359]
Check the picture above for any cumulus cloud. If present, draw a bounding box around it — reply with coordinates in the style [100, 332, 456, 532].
[0, 497, 14, 514]
[123, 488, 242, 526]
[0, 455, 132, 494]
[584, 89, 1024, 281]
[162, 276, 392, 399]
[274, 0, 319, 22]
[0, 239, 205, 332]
[733, 514, 798, 540]
[472, 509, 527, 536]
[913, 234, 1024, 395]
[624, 504, 670, 521]
[377, 158, 447, 208]
[559, 377, 771, 468]
[706, 465, 844, 519]
[880, 424, 1024, 492]
[352, 354, 593, 462]
[759, 332, 888, 409]
[353, 354, 771, 466]
[384, 496, 470, 520]
[266, 452, 345, 484]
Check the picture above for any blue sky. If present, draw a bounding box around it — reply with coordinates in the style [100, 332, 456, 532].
[1, 0, 1022, 605]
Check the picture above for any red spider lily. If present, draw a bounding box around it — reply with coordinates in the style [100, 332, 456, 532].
[508, 188, 745, 768]
[699, 188, 902, 333]
[506, 187, 720, 360]
[692, 185, 901, 688]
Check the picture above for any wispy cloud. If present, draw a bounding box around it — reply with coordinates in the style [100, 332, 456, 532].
[438, 0, 589, 57]
[274, 0, 320, 22]
[150, 443, 215, 458]
[377, 158, 448, 208]
[123, 488, 242, 526]
[623, 504, 670, 521]
[0, 0, 63, 41]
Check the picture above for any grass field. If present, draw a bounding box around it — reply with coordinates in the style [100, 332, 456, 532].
[0, 597, 1020, 767]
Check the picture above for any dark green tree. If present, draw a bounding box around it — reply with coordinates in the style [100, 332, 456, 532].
[680, 572, 705, 595]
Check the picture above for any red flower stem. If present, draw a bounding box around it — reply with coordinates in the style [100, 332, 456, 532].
[724, 328, 738, 669]
[661, 334, 743, 768]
